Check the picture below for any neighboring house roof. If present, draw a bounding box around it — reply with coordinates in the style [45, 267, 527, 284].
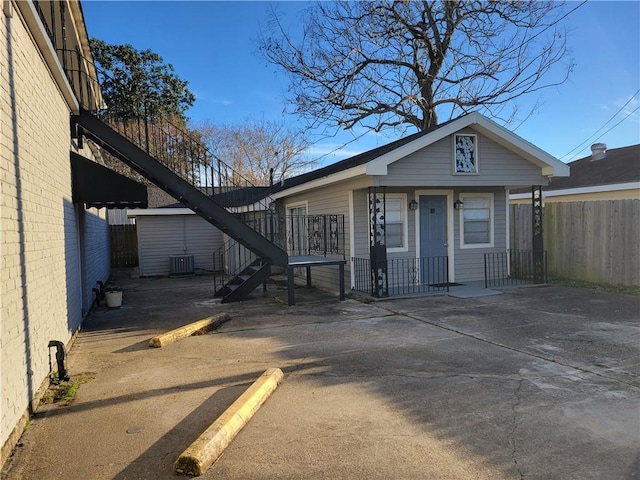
[133, 185, 271, 216]
[272, 111, 569, 198]
[545, 144, 639, 190]
[511, 144, 640, 196]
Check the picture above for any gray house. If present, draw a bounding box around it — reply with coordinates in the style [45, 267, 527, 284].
[270, 112, 570, 296]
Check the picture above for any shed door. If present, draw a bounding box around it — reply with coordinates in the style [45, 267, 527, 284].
[419, 195, 447, 284]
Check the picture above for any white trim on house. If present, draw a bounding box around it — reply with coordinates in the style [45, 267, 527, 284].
[470, 114, 569, 177]
[273, 113, 568, 201]
[414, 189, 455, 282]
[366, 112, 569, 177]
[509, 181, 640, 200]
[285, 200, 309, 213]
[459, 192, 495, 250]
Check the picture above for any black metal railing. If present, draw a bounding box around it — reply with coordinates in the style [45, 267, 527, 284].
[284, 215, 345, 257]
[212, 238, 259, 294]
[484, 249, 547, 288]
[353, 256, 449, 297]
[212, 213, 345, 291]
[56, 46, 279, 239]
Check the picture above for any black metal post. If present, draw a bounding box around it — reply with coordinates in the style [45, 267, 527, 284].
[287, 267, 295, 306]
[532, 185, 545, 283]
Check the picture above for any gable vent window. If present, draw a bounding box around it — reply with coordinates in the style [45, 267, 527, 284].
[454, 134, 478, 174]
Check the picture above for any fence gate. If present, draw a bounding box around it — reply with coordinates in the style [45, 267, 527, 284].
[110, 224, 138, 267]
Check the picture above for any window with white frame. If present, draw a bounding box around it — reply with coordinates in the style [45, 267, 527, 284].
[384, 195, 407, 251]
[459, 193, 493, 248]
[454, 134, 478, 174]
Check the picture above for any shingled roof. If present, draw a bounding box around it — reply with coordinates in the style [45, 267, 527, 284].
[512, 144, 639, 195]
[271, 116, 463, 194]
[147, 185, 271, 209]
[546, 144, 640, 191]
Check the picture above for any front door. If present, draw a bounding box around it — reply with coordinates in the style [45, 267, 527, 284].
[419, 195, 447, 284]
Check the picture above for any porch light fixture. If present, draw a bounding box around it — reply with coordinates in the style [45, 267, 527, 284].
[454, 199, 464, 210]
[409, 200, 419, 210]
[268, 201, 276, 213]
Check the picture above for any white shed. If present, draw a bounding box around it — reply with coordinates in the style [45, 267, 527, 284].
[127, 208, 224, 276]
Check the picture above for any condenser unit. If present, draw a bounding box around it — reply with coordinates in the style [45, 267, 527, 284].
[169, 255, 195, 276]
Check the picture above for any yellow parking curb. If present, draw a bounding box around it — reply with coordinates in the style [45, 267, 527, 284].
[174, 367, 284, 476]
[148, 313, 230, 348]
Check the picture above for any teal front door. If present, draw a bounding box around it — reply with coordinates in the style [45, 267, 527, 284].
[419, 195, 447, 284]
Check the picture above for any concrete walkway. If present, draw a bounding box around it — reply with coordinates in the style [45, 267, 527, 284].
[2, 272, 639, 479]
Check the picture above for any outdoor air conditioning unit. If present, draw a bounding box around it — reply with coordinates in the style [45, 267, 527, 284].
[170, 255, 195, 276]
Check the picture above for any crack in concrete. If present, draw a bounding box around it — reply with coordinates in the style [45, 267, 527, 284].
[382, 307, 640, 388]
[510, 378, 525, 480]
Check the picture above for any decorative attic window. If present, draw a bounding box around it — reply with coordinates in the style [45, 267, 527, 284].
[454, 134, 478, 174]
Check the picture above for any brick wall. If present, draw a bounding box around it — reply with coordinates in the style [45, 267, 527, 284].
[0, 7, 110, 459]
[81, 206, 111, 313]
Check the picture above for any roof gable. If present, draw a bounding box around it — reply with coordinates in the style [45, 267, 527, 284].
[274, 112, 568, 197]
[365, 112, 568, 177]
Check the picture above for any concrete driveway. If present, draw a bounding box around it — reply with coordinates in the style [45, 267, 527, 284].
[2, 274, 639, 480]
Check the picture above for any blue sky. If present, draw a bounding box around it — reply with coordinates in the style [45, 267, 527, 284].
[82, 1, 640, 165]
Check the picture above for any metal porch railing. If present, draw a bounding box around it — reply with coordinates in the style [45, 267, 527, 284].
[484, 249, 547, 288]
[352, 256, 449, 297]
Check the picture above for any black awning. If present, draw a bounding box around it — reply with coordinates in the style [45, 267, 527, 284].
[71, 152, 147, 209]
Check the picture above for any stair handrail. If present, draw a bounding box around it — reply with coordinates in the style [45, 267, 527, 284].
[212, 237, 261, 294]
[59, 47, 274, 213]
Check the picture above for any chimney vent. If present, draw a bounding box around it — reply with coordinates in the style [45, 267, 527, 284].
[590, 143, 607, 161]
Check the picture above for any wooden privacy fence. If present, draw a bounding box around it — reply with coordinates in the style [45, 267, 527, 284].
[510, 200, 640, 286]
[110, 224, 138, 268]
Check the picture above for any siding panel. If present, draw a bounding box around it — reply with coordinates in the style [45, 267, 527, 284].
[136, 215, 223, 276]
[385, 131, 547, 187]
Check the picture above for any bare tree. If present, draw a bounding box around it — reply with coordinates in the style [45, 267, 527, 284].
[193, 119, 314, 186]
[258, 1, 575, 133]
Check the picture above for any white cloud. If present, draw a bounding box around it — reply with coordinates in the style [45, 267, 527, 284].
[601, 94, 640, 123]
[210, 98, 233, 106]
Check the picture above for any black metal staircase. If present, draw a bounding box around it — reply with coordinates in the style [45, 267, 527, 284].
[71, 109, 287, 301]
[214, 260, 271, 303]
[58, 41, 290, 302]
[73, 110, 287, 264]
